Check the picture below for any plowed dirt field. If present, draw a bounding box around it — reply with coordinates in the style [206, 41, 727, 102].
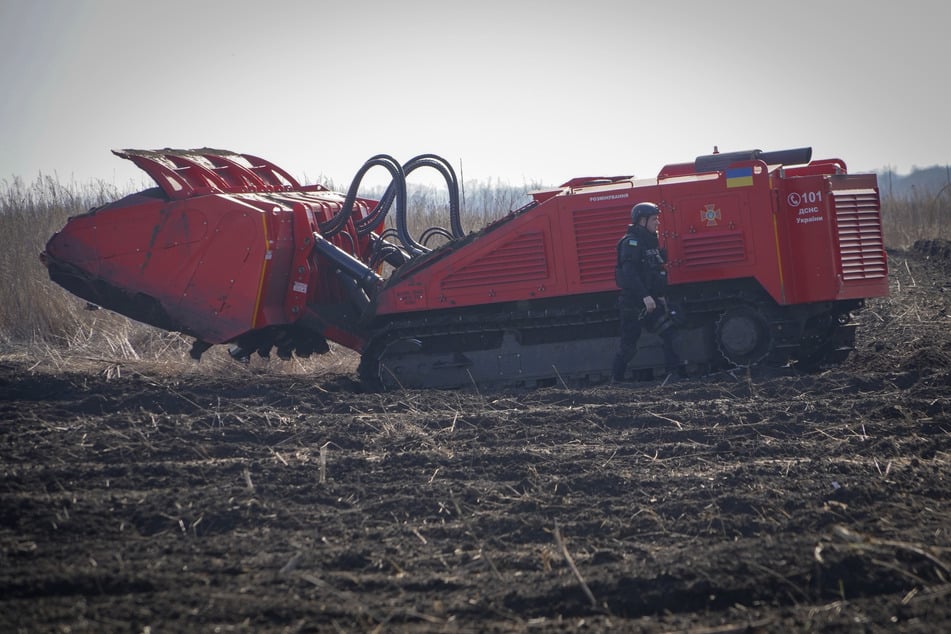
[2, 242, 949, 633]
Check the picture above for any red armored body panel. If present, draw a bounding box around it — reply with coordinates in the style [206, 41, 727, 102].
[372, 150, 886, 320]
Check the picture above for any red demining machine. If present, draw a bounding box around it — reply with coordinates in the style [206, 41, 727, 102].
[42, 146, 889, 390]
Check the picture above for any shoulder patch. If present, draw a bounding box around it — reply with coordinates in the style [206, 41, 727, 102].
[627, 239, 638, 246]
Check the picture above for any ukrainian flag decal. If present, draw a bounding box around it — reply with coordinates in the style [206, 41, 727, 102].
[726, 166, 754, 188]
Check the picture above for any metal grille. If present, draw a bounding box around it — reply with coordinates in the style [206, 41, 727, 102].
[572, 208, 624, 284]
[681, 232, 746, 267]
[441, 231, 549, 290]
[832, 188, 886, 280]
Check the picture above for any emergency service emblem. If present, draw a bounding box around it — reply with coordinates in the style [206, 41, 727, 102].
[701, 204, 721, 227]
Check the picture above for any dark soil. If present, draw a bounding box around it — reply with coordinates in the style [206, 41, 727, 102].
[2, 241, 949, 632]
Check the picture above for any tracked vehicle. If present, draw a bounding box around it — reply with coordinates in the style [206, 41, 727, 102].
[42, 146, 888, 389]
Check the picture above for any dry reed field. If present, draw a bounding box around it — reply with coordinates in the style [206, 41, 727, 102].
[0, 176, 949, 632]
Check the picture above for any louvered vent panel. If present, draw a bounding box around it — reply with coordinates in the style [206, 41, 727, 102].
[572, 208, 626, 283]
[681, 232, 746, 267]
[440, 231, 548, 290]
[832, 188, 887, 280]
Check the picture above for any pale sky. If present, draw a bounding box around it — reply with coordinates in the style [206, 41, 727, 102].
[1, 0, 946, 190]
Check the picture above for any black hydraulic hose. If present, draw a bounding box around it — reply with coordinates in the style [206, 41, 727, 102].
[367, 230, 408, 267]
[378, 227, 401, 243]
[419, 225, 454, 246]
[336, 227, 357, 256]
[331, 153, 428, 256]
[391, 169, 427, 257]
[402, 154, 463, 239]
[356, 153, 463, 239]
[319, 154, 406, 240]
[355, 186, 396, 235]
[368, 240, 407, 269]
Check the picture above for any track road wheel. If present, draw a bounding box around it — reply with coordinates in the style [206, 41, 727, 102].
[715, 306, 772, 367]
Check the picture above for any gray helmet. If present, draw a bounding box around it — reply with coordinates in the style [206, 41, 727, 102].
[631, 202, 660, 224]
